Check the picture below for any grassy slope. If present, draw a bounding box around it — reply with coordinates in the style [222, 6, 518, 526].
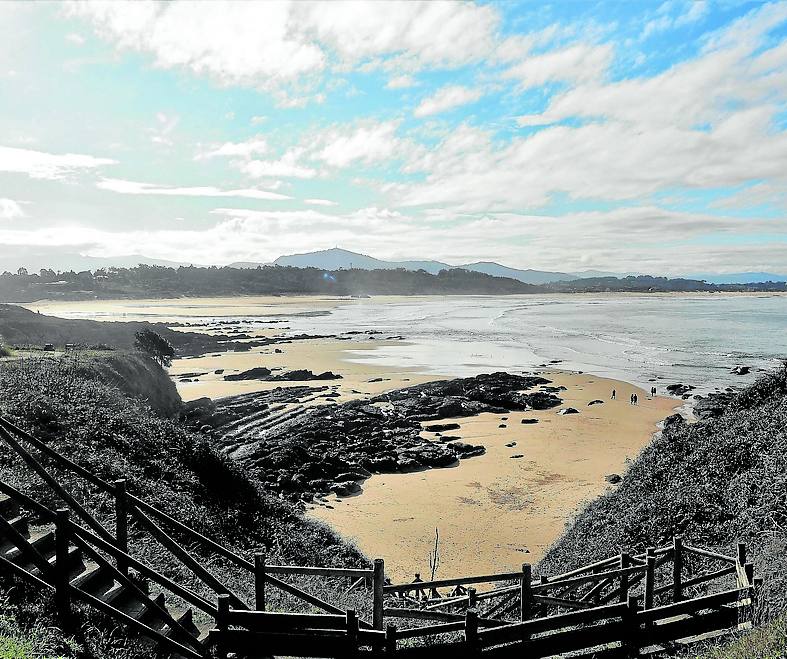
[539, 365, 787, 653]
[0, 354, 368, 658]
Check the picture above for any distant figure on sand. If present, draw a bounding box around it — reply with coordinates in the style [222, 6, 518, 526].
[611, 389, 616, 400]
[633, 393, 638, 405]
[651, 386, 656, 397]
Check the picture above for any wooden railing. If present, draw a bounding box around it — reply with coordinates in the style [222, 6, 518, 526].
[0, 415, 763, 658]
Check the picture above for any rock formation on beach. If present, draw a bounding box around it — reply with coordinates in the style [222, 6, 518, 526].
[183, 372, 561, 501]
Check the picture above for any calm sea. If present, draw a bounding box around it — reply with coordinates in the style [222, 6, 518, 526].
[284, 294, 787, 394]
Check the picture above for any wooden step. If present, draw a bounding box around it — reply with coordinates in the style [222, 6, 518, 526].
[6, 529, 55, 566]
[72, 562, 115, 597]
[5, 515, 29, 537]
[0, 495, 19, 519]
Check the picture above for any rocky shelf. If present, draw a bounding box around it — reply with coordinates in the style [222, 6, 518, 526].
[183, 372, 561, 502]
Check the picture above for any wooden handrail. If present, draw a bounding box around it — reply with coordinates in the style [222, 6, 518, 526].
[69, 523, 217, 616]
[130, 503, 249, 610]
[0, 426, 115, 545]
[68, 581, 204, 659]
[69, 533, 205, 654]
[683, 544, 737, 564]
[265, 565, 373, 578]
[384, 571, 522, 594]
[0, 479, 57, 520]
[0, 417, 113, 492]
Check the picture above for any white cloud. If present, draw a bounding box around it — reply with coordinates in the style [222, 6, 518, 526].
[503, 43, 613, 90]
[66, 32, 86, 45]
[241, 150, 318, 179]
[642, 0, 709, 39]
[386, 74, 416, 89]
[414, 85, 484, 118]
[304, 198, 338, 207]
[96, 178, 291, 200]
[68, 1, 500, 95]
[0, 145, 116, 180]
[313, 120, 404, 167]
[2, 204, 784, 275]
[0, 198, 24, 220]
[195, 136, 268, 160]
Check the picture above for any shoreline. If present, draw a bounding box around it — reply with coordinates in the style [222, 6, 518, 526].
[19, 296, 688, 579]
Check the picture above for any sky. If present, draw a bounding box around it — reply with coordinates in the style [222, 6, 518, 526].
[1, 0, 786, 275]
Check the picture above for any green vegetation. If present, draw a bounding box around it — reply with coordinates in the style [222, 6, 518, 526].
[0, 344, 11, 358]
[540, 363, 787, 653]
[133, 328, 175, 367]
[685, 615, 787, 659]
[0, 264, 784, 303]
[0, 353, 368, 658]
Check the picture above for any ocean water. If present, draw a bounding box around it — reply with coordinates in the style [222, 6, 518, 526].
[282, 294, 787, 394]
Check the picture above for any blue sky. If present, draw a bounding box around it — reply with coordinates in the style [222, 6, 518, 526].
[0, 0, 786, 274]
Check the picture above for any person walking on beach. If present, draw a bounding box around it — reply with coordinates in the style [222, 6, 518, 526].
[611, 389, 616, 400]
[633, 393, 638, 405]
[629, 393, 634, 405]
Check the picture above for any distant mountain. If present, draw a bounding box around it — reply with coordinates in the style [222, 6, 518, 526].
[268, 248, 450, 274]
[251, 248, 576, 285]
[457, 261, 574, 285]
[692, 272, 787, 285]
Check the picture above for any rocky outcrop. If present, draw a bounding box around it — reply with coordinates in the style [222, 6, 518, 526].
[693, 392, 735, 420]
[224, 368, 342, 382]
[666, 383, 695, 396]
[194, 372, 560, 500]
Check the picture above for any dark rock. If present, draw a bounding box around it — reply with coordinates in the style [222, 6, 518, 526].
[558, 407, 579, 415]
[214, 369, 225, 375]
[521, 418, 539, 424]
[588, 400, 604, 406]
[424, 422, 461, 432]
[498, 424, 507, 428]
[730, 365, 750, 375]
[510, 454, 524, 459]
[605, 474, 622, 484]
[666, 383, 695, 396]
[224, 367, 272, 381]
[505, 442, 517, 447]
[446, 442, 485, 459]
[331, 481, 361, 496]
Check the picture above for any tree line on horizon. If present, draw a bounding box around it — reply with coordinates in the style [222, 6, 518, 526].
[0, 263, 785, 302]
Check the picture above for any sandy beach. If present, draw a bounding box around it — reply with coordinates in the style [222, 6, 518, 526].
[308, 370, 675, 582]
[26, 295, 680, 581]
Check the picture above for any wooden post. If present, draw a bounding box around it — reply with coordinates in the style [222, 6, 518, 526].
[254, 552, 266, 611]
[114, 479, 128, 576]
[737, 542, 747, 569]
[623, 595, 639, 659]
[373, 558, 385, 631]
[54, 508, 71, 626]
[468, 587, 477, 609]
[465, 609, 479, 656]
[346, 609, 359, 658]
[745, 563, 754, 587]
[644, 548, 656, 611]
[520, 563, 532, 621]
[216, 594, 230, 659]
[619, 551, 630, 603]
[672, 536, 683, 602]
[385, 624, 397, 655]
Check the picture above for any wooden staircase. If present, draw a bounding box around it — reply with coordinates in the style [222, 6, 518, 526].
[0, 492, 207, 657]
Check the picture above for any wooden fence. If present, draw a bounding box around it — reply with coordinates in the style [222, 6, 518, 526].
[0, 414, 762, 657]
